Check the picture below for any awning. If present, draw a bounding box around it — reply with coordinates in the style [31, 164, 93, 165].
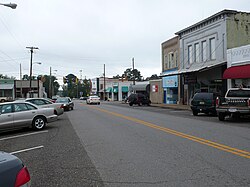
[106, 87, 112, 92]
[113, 87, 118, 93]
[121, 86, 128, 92]
[223, 64, 250, 79]
[0, 84, 14, 90]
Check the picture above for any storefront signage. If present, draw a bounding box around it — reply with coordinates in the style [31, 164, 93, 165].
[162, 76, 178, 88]
[152, 85, 158, 92]
[227, 44, 250, 65]
[184, 75, 197, 84]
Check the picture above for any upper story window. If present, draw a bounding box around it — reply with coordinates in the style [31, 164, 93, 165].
[194, 43, 200, 63]
[164, 55, 168, 69]
[175, 51, 178, 67]
[209, 38, 216, 60]
[201, 41, 207, 62]
[168, 52, 174, 68]
[188, 45, 193, 64]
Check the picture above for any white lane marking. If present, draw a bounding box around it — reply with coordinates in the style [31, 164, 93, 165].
[0, 130, 48, 141]
[10, 145, 44, 155]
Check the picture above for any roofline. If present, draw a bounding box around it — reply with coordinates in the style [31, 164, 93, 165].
[175, 9, 239, 35]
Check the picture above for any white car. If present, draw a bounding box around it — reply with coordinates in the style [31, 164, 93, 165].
[0, 101, 58, 131]
[86, 96, 101, 105]
[25, 98, 64, 116]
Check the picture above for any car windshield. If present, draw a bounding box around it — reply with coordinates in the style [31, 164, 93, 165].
[56, 98, 69, 103]
[227, 90, 250, 97]
[193, 93, 213, 100]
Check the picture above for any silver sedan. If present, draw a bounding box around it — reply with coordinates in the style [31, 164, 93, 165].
[0, 101, 57, 132]
[25, 98, 64, 116]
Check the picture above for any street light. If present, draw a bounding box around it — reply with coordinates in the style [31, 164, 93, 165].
[0, 3, 17, 9]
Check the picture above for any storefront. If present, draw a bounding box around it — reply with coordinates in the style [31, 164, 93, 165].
[224, 44, 250, 88]
[162, 76, 178, 104]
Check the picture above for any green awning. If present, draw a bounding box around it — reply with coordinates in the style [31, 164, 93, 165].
[106, 87, 112, 92]
[121, 86, 128, 92]
[113, 87, 118, 93]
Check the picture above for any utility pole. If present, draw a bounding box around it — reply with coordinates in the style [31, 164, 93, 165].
[103, 64, 106, 101]
[132, 57, 135, 85]
[26, 46, 39, 98]
[20, 63, 23, 98]
[49, 67, 52, 98]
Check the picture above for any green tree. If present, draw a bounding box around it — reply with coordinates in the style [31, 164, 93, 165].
[38, 75, 60, 97]
[122, 68, 142, 81]
[0, 74, 15, 79]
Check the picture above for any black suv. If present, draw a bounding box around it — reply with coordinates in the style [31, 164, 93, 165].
[190, 92, 218, 116]
[128, 93, 151, 106]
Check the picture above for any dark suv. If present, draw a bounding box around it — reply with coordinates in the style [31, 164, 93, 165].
[128, 93, 151, 106]
[190, 92, 218, 116]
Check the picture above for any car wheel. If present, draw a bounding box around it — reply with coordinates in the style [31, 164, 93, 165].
[192, 110, 198, 116]
[32, 116, 46, 130]
[71, 107, 74, 110]
[129, 102, 133, 106]
[218, 113, 225, 121]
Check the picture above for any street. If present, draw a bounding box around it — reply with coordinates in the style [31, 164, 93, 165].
[1, 100, 250, 186]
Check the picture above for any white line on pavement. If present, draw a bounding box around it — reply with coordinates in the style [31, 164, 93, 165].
[10, 145, 44, 155]
[0, 130, 48, 141]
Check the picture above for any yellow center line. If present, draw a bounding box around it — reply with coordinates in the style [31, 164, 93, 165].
[86, 105, 250, 159]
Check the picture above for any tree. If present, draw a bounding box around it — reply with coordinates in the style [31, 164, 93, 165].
[0, 74, 15, 79]
[38, 75, 60, 97]
[122, 68, 142, 81]
[146, 74, 160, 80]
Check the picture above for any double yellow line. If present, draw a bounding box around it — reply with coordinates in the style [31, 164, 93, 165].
[89, 106, 250, 159]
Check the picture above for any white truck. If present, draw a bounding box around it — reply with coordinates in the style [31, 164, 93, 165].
[216, 88, 250, 121]
[0, 97, 12, 102]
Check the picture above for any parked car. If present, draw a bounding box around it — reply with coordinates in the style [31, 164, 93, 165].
[128, 93, 151, 106]
[25, 98, 64, 116]
[190, 92, 218, 116]
[80, 97, 88, 100]
[86, 96, 101, 105]
[216, 88, 250, 121]
[0, 101, 58, 132]
[0, 151, 31, 187]
[55, 97, 74, 111]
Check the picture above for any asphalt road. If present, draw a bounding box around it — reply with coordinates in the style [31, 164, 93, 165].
[1, 100, 250, 187]
[68, 100, 250, 186]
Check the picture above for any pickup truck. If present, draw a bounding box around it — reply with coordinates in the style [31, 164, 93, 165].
[216, 88, 250, 121]
[0, 97, 11, 102]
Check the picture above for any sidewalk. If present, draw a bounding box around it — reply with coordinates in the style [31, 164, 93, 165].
[150, 103, 191, 110]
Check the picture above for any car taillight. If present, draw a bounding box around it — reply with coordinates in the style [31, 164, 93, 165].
[60, 104, 64, 108]
[248, 99, 250, 107]
[15, 166, 31, 187]
[216, 97, 219, 107]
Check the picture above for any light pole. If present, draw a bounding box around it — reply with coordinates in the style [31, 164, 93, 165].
[29, 61, 41, 97]
[0, 2, 17, 9]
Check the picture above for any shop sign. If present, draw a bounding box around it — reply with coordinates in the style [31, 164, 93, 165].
[184, 75, 197, 84]
[163, 76, 178, 88]
[227, 44, 250, 65]
[152, 85, 158, 92]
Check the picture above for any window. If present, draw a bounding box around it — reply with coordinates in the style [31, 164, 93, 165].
[201, 41, 207, 62]
[188, 45, 193, 64]
[194, 43, 200, 63]
[14, 104, 29, 112]
[168, 52, 174, 68]
[209, 38, 216, 60]
[175, 51, 178, 67]
[26, 103, 37, 110]
[164, 55, 168, 69]
[1, 104, 12, 114]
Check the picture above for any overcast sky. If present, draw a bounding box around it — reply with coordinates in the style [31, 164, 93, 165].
[0, 0, 249, 84]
